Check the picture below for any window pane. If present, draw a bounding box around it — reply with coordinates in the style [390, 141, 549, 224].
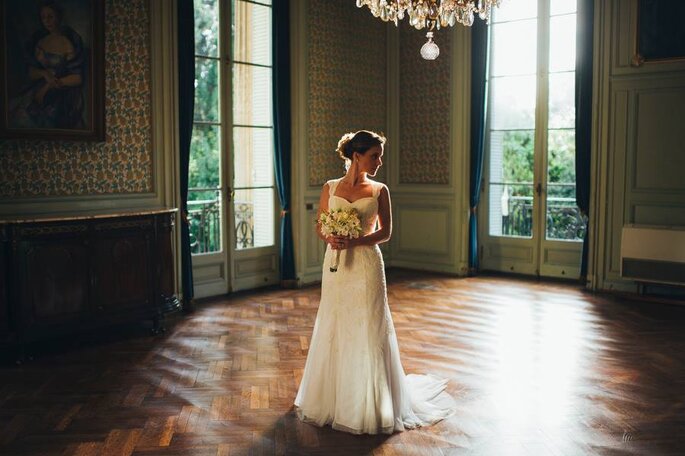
[489, 183, 534, 238]
[545, 188, 585, 240]
[488, 130, 535, 238]
[234, 188, 275, 249]
[551, 0, 577, 16]
[491, 19, 537, 77]
[546, 129, 583, 241]
[548, 72, 575, 129]
[503, 130, 535, 185]
[490, 75, 537, 130]
[547, 129, 575, 186]
[190, 124, 221, 189]
[233, 63, 273, 126]
[189, 189, 221, 254]
[233, 127, 274, 188]
[195, 0, 219, 57]
[233, 1, 272, 66]
[549, 14, 576, 73]
[194, 58, 220, 122]
[493, 0, 537, 23]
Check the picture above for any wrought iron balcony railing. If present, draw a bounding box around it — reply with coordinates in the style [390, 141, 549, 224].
[501, 183, 586, 240]
[188, 196, 221, 254]
[188, 189, 255, 254]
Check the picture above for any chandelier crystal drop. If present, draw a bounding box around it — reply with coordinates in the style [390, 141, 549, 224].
[420, 31, 440, 60]
[356, 0, 502, 59]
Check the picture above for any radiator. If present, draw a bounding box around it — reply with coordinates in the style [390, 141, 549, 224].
[621, 225, 685, 286]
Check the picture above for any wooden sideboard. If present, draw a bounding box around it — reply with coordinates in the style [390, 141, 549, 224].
[0, 209, 180, 360]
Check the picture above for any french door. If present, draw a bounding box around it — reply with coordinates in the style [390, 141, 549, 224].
[189, 0, 279, 297]
[479, 0, 585, 279]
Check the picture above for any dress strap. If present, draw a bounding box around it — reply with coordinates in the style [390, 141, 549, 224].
[327, 178, 341, 197]
[372, 183, 383, 199]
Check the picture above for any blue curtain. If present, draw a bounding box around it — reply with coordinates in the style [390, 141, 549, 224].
[575, 0, 594, 279]
[272, 0, 296, 284]
[178, 0, 195, 305]
[468, 20, 490, 272]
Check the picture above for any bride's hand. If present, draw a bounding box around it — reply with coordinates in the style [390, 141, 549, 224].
[329, 235, 353, 250]
[326, 236, 339, 250]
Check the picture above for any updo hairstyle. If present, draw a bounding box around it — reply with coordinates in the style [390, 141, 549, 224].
[335, 130, 386, 162]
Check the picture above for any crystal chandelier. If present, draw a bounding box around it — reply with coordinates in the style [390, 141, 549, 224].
[356, 0, 502, 60]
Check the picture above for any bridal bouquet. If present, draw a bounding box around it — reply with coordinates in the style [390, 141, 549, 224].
[318, 208, 362, 272]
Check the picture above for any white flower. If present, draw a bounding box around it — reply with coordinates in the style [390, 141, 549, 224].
[319, 208, 362, 239]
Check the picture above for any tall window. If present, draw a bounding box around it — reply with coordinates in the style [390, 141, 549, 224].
[545, 0, 582, 240]
[191, 0, 221, 254]
[486, 0, 584, 241]
[232, 0, 275, 250]
[190, 0, 275, 255]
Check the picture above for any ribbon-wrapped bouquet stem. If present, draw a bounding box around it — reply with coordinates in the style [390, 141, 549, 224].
[318, 208, 363, 272]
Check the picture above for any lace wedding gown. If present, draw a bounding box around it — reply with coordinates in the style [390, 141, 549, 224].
[294, 178, 455, 435]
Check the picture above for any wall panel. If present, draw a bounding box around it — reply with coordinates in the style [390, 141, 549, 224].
[590, 0, 685, 292]
[397, 23, 451, 185]
[306, 1, 387, 187]
[293, 2, 472, 283]
[633, 88, 685, 192]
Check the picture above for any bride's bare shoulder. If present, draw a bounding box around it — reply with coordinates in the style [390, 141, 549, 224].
[369, 179, 388, 192]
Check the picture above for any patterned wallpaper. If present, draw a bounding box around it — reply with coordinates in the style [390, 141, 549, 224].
[307, 0, 387, 187]
[0, 0, 153, 198]
[399, 22, 451, 185]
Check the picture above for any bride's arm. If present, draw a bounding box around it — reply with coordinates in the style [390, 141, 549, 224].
[351, 185, 392, 247]
[315, 183, 334, 244]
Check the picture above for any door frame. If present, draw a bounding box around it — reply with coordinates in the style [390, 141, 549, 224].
[478, 0, 583, 279]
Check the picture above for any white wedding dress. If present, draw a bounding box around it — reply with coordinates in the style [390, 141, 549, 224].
[294, 178, 455, 435]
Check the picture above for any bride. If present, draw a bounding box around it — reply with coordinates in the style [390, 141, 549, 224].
[294, 130, 455, 434]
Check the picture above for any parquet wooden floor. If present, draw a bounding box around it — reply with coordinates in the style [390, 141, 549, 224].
[1, 270, 685, 455]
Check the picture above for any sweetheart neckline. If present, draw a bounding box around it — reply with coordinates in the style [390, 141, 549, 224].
[331, 195, 376, 204]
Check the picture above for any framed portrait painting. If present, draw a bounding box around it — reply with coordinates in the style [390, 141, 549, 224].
[0, 0, 104, 141]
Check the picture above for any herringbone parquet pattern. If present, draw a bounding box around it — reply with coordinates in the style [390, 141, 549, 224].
[1, 270, 685, 455]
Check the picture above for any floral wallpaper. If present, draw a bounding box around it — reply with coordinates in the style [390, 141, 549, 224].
[399, 22, 451, 185]
[0, 0, 153, 197]
[307, 0, 387, 187]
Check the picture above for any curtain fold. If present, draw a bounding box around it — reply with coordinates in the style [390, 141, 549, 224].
[468, 20, 489, 272]
[178, 0, 195, 305]
[272, 0, 296, 284]
[575, 0, 594, 279]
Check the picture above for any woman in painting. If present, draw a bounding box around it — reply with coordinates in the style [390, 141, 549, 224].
[9, 1, 85, 129]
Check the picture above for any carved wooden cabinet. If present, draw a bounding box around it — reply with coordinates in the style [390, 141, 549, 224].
[0, 209, 179, 353]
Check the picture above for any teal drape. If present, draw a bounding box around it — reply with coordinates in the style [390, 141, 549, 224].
[468, 20, 490, 272]
[178, 0, 195, 304]
[575, 0, 594, 279]
[272, 0, 296, 283]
